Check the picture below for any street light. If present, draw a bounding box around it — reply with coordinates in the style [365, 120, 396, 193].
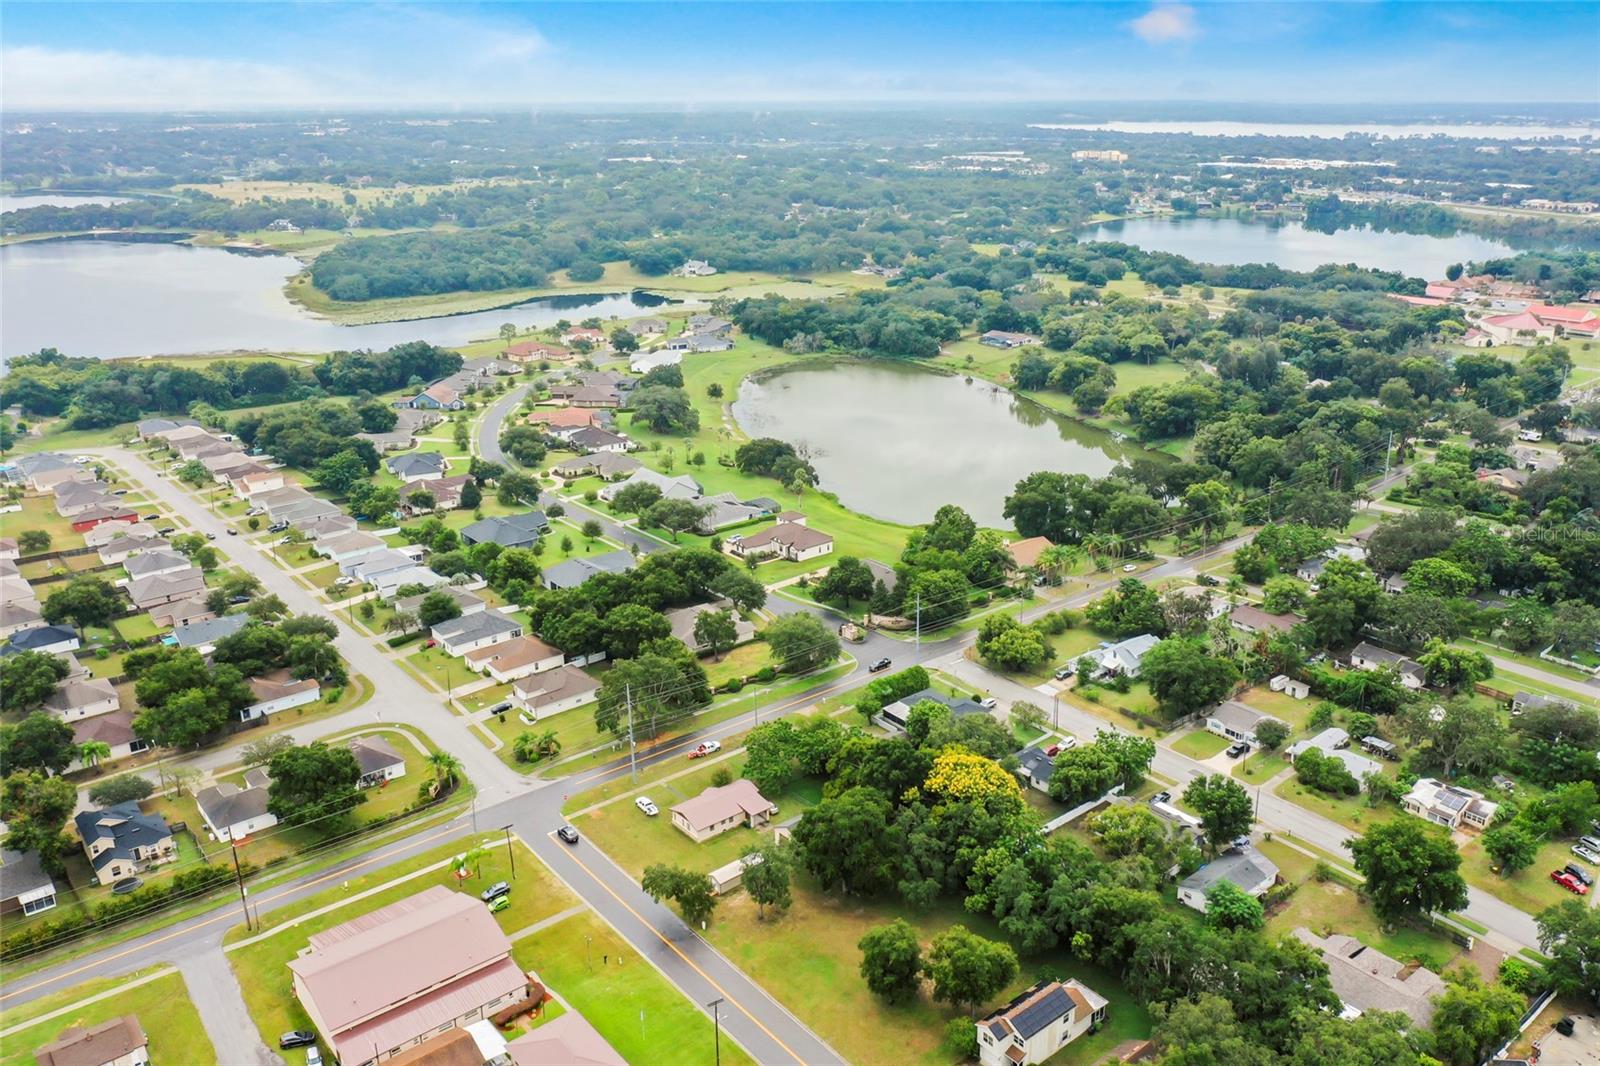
[707, 997, 724, 1066]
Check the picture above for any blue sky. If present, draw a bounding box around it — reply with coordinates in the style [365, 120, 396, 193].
[3, 2, 1596, 110]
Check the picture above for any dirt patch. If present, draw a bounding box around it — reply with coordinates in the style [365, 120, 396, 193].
[1462, 934, 1506, 982]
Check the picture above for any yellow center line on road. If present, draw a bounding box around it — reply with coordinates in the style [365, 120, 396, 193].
[0, 820, 467, 1004]
[551, 831, 812, 1066]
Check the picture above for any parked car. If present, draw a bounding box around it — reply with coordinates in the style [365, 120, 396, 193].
[635, 796, 659, 817]
[157, 526, 176, 536]
[1579, 835, 1600, 853]
[112, 488, 128, 496]
[488, 701, 512, 716]
[227, 595, 251, 605]
[978, 697, 998, 710]
[1226, 742, 1251, 758]
[480, 881, 511, 903]
[1053, 665, 1074, 681]
[688, 740, 722, 759]
[268, 521, 288, 532]
[245, 507, 264, 517]
[422, 639, 437, 649]
[1551, 870, 1589, 895]
[204, 531, 216, 540]
[1572, 844, 1600, 865]
[868, 657, 892, 673]
[143, 513, 161, 521]
[1152, 791, 1172, 804]
[1121, 563, 1138, 572]
[556, 824, 579, 845]
[488, 895, 511, 914]
[1196, 574, 1219, 587]
[307, 1046, 323, 1066]
[226, 529, 238, 536]
[1563, 863, 1593, 886]
[279, 1032, 317, 1050]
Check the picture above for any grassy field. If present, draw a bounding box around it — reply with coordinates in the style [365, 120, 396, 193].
[1171, 729, 1230, 760]
[1459, 833, 1588, 915]
[703, 877, 1150, 1066]
[0, 968, 214, 1066]
[1235, 685, 1320, 731]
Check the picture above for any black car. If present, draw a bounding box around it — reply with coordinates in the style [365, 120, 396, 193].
[1225, 742, 1250, 758]
[1555, 1016, 1575, 1037]
[279, 1031, 317, 1050]
[480, 881, 511, 903]
[556, 824, 580, 845]
[868, 657, 892, 672]
[1565, 863, 1594, 887]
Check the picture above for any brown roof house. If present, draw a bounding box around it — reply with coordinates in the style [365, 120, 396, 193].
[1006, 536, 1055, 570]
[1292, 928, 1445, 1028]
[506, 1011, 626, 1066]
[464, 635, 564, 684]
[669, 779, 777, 843]
[127, 568, 206, 610]
[726, 519, 834, 563]
[290, 884, 530, 1066]
[977, 979, 1108, 1066]
[35, 1014, 149, 1066]
[511, 664, 599, 721]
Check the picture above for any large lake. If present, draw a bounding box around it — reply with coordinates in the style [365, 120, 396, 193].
[1, 193, 134, 213]
[1084, 216, 1518, 278]
[732, 360, 1140, 527]
[0, 240, 672, 360]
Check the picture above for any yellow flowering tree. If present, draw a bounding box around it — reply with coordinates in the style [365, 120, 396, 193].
[924, 750, 1020, 804]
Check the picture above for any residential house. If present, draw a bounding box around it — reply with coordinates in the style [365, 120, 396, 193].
[385, 452, 449, 483]
[431, 611, 523, 657]
[123, 549, 191, 581]
[289, 884, 530, 1066]
[504, 339, 573, 362]
[542, 550, 637, 590]
[632, 317, 668, 335]
[172, 613, 251, 653]
[1285, 727, 1382, 780]
[726, 520, 835, 563]
[7, 624, 82, 656]
[464, 635, 564, 684]
[274, 497, 343, 527]
[0, 848, 59, 917]
[0, 600, 44, 639]
[137, 417, 201, 439]
[505, 1010, 626, 1066]
[28, 465, 95, 493]
[1508, 445, 1560, 473]
[512, 664, 600, 720]
[127, 568, 206, 610]
[552, 451, 642, 481]
[1177, 845, 1280, 911]
[1293, 929, 1446, 1029]
[665, 601, 756, 654]
[356, 428, 418, 453]
[1229, 604, 1300, 637]
[0, 538, 17, 562]
[295, 513, 359, 541]
[460, 511, 548, 549]
[561, 326, 608, 348]
[408, 381, 464, 411]
[675, 259, 717, 277]
[1511, 690, 1569, 714]
[362, 563, 445, 598]
[1476, 466, 1529, 494]
[876, 687, 989, 734]
[1349, 641, 1426, 689]
[1084, 634, 1161, 679]
[1402, 778, 1498, 830]
[979, 329, 1040, 348]
[74, 803, 177, 885]
[1205, 702, 1283, 745]
[148, 597, 215, 629]
[1014, 747, 1055, 793]
[54, 480, 113, 517]
[405, 474, 471, 512]
[242, 671, 321, 722]
[98, 534, 170, 566]
[526, 406, 606, 432]
[319, 530, 388, 565]
[685, 314, 732, 337]
[350, 735, 407, 788]
[233, 470, 287, 498]
[69, 711, 151, 770]
[195, 768, 278, 841]
[598, 468, 701, 503]
[43, 677, 120, 722]
[1006, 535, 1055, 570]
[84, 520, 159, 549]
[565, 426, 631, 454]
[566, 384, 622, 408]
[201, 450, 261, 476]
[976, 979, 1108, 1066]
[669, 780, 778, 843]
[664, 332, 733, 353]
[35, 1016, 150, 1066]
[172, 435, 243, 462]
[341, 547, 425, 580]
[71, 505, 139, 534]
[394, 585, 485, 619]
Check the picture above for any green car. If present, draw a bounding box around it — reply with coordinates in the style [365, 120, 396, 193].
[488, 894, 512, 914]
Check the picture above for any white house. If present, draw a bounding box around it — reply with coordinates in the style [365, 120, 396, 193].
[69, 710, 151, 770]
[318, 530, 387, 566]
[43, 678, 119, 722]
[725, 519, 835, 563]
[463, 635, 564, 683]
[349, 735, 408, 788]
[1402, 778, 1498, 831]
[1349, 641, 1426, 690]
[123, 550, 192, 582]
[431, 611, 523, 657]
[1285, 727, 1382, 780]
[241, 671, 321, 722]
[195, 769, 278, 842]
[669, 780, 777, 843]
[977, 979, 1108, 1066]
[1085, 633, 1160, 679]
[1177, 846, 1279, 912]
[512, 664, 600, 720]
[1205, 702, 1282, 745]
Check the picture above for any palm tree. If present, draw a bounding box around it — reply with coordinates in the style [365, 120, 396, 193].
[536, 730, 561, 759]
[451, 843, 488, 882]
[1036, 544, 1082, 585]
[427, 751, 462, 794]
[77, 740, 112, 771]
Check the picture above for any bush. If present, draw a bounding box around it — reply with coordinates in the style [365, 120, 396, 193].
[710, 767, 733, 788]
[386, 631, 424, 649]
[753, 666, 777, 683]
[546, 502, 565, 518]
[1313, 861, 1338, 883]
[722, 679, 744, 694]
[1497, 957, 1545, 996]
[943, 1018, 978, 1061]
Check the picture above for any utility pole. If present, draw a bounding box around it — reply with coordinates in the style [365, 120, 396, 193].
[502, 825, 516, 878]
[707, 997, 724, 1066]
[914, 591, 922, 663]
[626, 683, 638, 783]
[1383, 429, 1394, 480]
[229, 839, 251, 931]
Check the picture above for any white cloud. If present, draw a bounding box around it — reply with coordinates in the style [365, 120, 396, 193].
[1, 46, 329, 110]
[1128, 4, 1199, 45]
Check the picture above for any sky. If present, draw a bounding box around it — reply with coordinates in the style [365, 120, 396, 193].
[3, 1, 1597, 112]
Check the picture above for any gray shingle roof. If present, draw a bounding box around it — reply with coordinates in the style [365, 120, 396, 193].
[73, 803, 172, 875]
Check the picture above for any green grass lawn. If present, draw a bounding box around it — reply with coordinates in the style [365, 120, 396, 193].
[701, 641, 774, 689]
[1062, 680, 1166, 734]
[227, 837, 569, 1054]
[112, 613, 161, 644]
[0, 968, 214, 1066]
[406, 643, 502, 694]
[509, 909, 757, 1066]
[574, 765, 823, 879]
[703, 876, 1149, 1066]
[1171, 729, 1229, 760]
[1459, 834, 1588, 915]
[1235, 686, 1318, 732]
[0, 496, 88, 552]
[1232, 749, 1290, 784]
[1273, 779, 1399, 833]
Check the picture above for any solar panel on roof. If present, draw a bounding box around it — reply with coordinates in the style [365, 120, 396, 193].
[1008, 987, 1073, 1038]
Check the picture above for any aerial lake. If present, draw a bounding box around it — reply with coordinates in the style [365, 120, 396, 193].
[732, 360, 1141, 527]
[1, 193, 134, 213]
[0, 239, 672, 360]
[1084, 216, 1519, 278]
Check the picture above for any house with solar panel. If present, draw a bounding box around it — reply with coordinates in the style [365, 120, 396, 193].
[976, 978, 1108, 1066]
